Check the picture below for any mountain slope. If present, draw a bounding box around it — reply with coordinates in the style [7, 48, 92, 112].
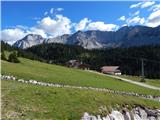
[66, 31, 103, 49]
[13, 34, 45, 49]
[47, 34, 70, 44]
[13, 25, 160, 49]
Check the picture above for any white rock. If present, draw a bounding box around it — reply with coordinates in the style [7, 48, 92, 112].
[109, 111, 124, 120]
[139, 107, 147, 120]
[32, 80, 37, 84]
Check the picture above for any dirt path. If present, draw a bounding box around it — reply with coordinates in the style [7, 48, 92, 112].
[86, 70, 160, 91]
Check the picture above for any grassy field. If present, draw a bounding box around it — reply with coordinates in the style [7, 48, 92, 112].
[2, 80, 160, 120]
[119, 75, 160, 87]
[1, 58, 160, 96]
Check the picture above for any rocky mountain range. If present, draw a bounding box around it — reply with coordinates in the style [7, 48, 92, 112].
[13, 25, 160, 49]
[13, 34, 45, 49]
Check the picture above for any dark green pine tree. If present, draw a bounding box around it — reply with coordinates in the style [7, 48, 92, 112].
[1, 51, 7, 60]
[8, 51, 20, 63]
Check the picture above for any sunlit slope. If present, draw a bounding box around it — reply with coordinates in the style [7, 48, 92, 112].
[1, 58, 160, 96]
[2, 80, 160, 119]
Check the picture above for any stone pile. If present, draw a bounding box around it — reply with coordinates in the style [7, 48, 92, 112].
[81, 106, 160, 120]
[1, 75, 16, 80]
[1, 74, 160, 102]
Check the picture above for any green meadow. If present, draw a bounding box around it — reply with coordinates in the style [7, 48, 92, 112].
[2, 80, 160, 120]
[1, 58, 160, 96]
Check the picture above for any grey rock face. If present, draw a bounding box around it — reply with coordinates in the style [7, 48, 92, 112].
[13, 34, 45, 49]
[66, 31, 103, 49]
[13, 25, 160, 49]
[47, 34, 70, 44]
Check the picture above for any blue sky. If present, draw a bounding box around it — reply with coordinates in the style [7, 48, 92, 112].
[1, 1, 160, 44]
[2, 1, 133, 28]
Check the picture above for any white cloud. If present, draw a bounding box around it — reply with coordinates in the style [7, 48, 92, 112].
[37, 14, 72, 37]
[75, 18, 91, 31]
[141, 1, 155, 8]
[47, 8, 64, 15]
[124, 1, 160, 26]
[147, 10, 160, 20]
[57, 8, 64, 11]
[133, 11, 140, 16]
[130, 2, 142, 8]
[118, 16, 126, 21]
[127, 16, 145, 25]
[44, 11, 48, 16]
[1, 14, 119, 45]
[122, 24, 128, 27]
[130, 1, 155, 9]
[1, 14, 72, 44]
[32, 17, 41, 20]
[146, 10, 160, 27]
[1, 28, 27, 44]
[128, 11, 140, 19]
[149, 4, 160, 12]
[75, 18, 119, 31]
[15, 25, 29, 30]
[86, 22, 119, 31]
[50, 8, 54, 14]
[139, 18, 145, 24]
[29, 27, 47, 38]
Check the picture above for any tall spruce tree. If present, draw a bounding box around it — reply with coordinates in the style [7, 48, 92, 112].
[1, 51, 7, 60]
[8, 51, 20, 63]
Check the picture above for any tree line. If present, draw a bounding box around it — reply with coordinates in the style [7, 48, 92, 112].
[1, 41, 160, 79]
[1, 41, 20, 63]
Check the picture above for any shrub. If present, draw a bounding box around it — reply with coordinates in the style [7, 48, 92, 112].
[8, 51, 20, 63]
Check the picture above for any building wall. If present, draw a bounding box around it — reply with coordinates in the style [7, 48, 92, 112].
[115, 72, 122, 75]
[102, 71, 121, 75]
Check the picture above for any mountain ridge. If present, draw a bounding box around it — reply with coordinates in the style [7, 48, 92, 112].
[13, 25, 160, 49]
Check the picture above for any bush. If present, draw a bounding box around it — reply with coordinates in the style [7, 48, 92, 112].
[8, 51, 20, 63]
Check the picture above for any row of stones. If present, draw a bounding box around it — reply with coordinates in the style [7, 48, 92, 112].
[1, 74, 160, 102]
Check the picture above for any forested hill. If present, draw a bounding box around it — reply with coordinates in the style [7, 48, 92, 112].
[25, 43, 160, 79]
[1, 41, 160, 78]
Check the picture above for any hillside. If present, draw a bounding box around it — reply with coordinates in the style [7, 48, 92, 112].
[2, 54, 160, 119]
[2, 80, 160, 119]
[2, 57, 160, 96]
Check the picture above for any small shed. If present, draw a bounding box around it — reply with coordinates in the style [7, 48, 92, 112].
[66, 59, 89, 70]
[100, 66, 121, 75]
[66, 60, 80, 68]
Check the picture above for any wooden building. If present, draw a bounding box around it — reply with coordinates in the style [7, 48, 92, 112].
[66, 59, 89, 70]
[100, 66, 121, 75]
